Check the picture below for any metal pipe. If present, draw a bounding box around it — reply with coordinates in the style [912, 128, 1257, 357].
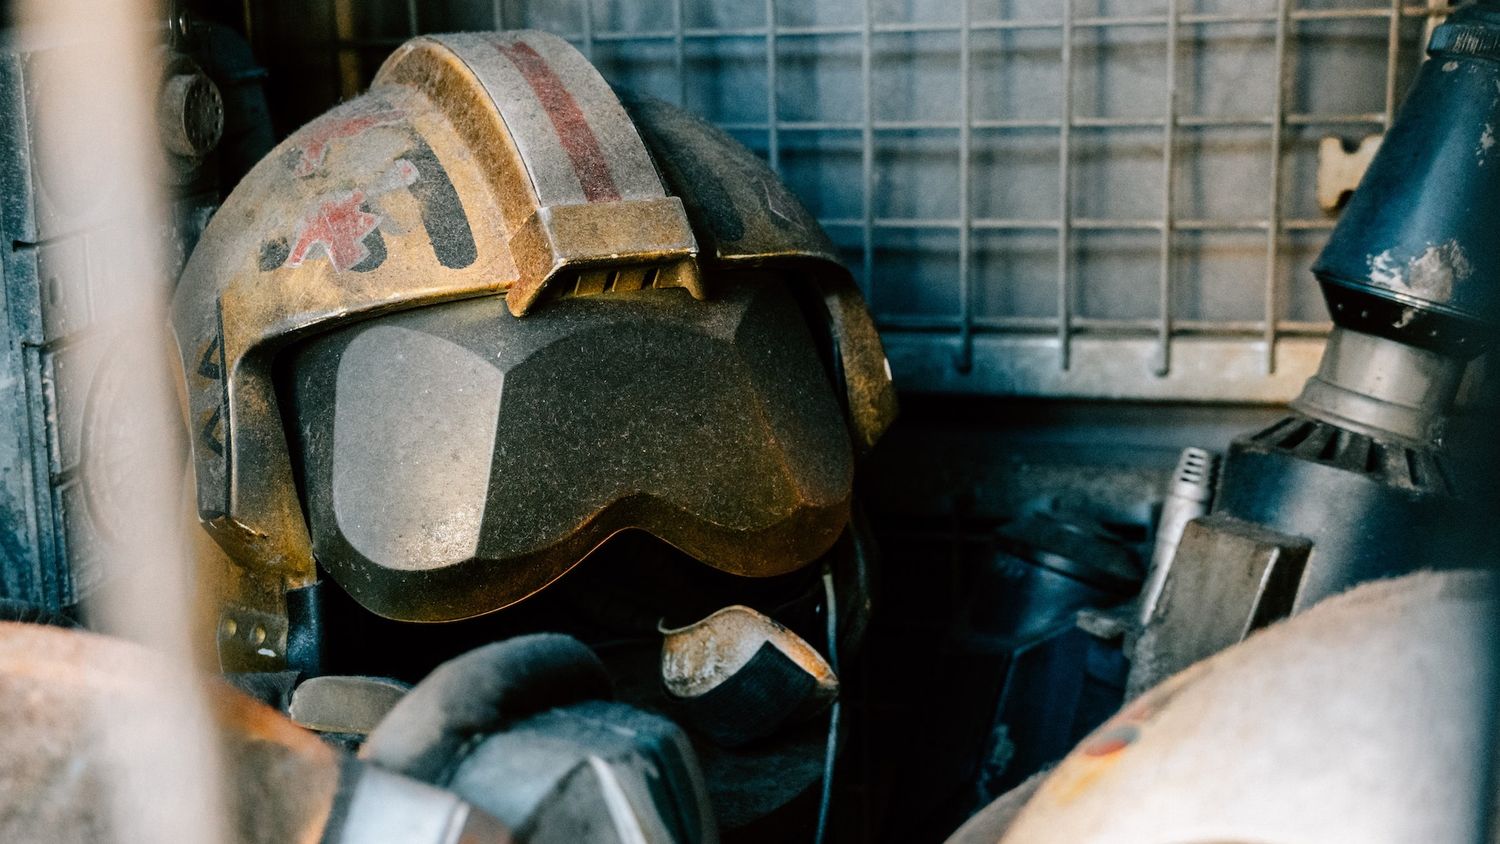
[1138, 448, 1220, 625]
[1058, 0, 1075, 370]
[673, 0, 685, 105]
[861, 0, 875, 301]
[956, 0, 974, 373]
[581, 0, 593, 59]
[1157, 0, 1181, 376]
[765, 0, 779, 173]
[1264, 0, 1292, 374]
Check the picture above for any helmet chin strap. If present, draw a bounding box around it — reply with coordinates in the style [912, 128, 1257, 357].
[652, 569, 844, 840]
[658, 588, 841, 750]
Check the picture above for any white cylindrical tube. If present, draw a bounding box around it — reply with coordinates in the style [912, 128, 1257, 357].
[1137, 447, 1219, 625]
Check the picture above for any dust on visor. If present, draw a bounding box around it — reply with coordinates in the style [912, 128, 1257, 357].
[284, 274, 855, 622]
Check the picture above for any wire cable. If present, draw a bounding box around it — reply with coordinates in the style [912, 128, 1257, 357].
[814, 569, 841, 844]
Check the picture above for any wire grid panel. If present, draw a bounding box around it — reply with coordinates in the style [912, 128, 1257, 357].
[252, 0, 1442, 401]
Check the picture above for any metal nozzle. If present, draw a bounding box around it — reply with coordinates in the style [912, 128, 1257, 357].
[1291, 327, 1465, 446]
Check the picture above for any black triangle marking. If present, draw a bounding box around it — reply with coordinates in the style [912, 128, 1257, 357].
[200, 404, 225, 457]
[197, 336, 223, 381]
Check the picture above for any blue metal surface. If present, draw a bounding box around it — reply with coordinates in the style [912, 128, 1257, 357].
[1316, 3, 1500, 350]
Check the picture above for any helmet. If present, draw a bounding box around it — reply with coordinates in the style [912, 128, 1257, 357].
[171, 31, 896, 670]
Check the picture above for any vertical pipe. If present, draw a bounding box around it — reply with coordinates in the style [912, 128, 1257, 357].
[582, 0, 594, 60]
[1156, 0, 1181, 376]
[766, 0, 780, 173]
[492, 0, 504, 29]
[1058, 0, 1076, 370]
[956, 0, 974, 373]
[17, 0, 226, 840]
[674, 0, 686, 106]
[1264, 0, 1291, 374]
[405, 0, 418, 36]
[241, 0, 255, 46]
[862, 0, 875, 301]
[1384, 0, 1402, 127]
[333, 0, 360, 98]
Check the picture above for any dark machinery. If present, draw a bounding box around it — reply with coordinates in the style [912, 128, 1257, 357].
[1133, 2, 1500, 690]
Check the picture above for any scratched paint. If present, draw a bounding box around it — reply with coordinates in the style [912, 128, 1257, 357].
[264, 142, 477, 275]
[1366, 241, 1470, 300]
[1368, 249, 1404, 288]
[293, 100, 405, 177]
[281, 160, 419, 273]
[1407, 240, 1469, 300]
[285, 191, 382, 272]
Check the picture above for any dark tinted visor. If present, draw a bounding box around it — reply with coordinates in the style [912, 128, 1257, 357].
[286, 276, 853, 621]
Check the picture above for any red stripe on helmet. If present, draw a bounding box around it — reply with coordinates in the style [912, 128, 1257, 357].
[494, 39, 623, 203]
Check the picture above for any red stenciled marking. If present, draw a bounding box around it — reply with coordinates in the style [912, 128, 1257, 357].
[493, 38, 622, 203]
[286, 191, 380, 271]
[295, 103, 405, 177]
[1080, 725, 1139, 758]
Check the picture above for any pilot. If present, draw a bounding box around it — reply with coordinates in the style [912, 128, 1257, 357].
[171, 29, 897, 839]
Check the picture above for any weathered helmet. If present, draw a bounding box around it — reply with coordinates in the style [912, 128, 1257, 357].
[172, 31, 896, 669]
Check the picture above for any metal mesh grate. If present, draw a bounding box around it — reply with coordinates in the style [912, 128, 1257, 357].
[245, 0, 1452, 400]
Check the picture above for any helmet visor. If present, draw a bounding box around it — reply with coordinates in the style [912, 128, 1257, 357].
[285, 276, 853, 621]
